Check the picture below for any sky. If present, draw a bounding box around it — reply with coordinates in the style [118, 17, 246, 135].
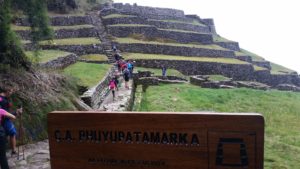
[114, 0, 300, 73]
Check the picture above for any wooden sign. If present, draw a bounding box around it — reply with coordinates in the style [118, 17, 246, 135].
[48, 112, 264, 169]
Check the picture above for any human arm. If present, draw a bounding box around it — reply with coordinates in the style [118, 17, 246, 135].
[0, 109, 16, 120]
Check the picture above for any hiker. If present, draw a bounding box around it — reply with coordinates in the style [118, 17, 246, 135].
[112, 44, 117, 52]
[0, 87, 22, 156]
[109, 79, 117, 101]
[123, 68, 130, 89]
[0, 108, 15, 169]
[114, 53, 121, 61]
[162, 66, 167, 77]
[113, 70, 120, 90]
[127, 61, 133, 78]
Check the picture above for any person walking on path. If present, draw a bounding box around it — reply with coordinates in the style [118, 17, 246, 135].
[0, 87, 22, 156]
[0, 108, 16, 169]
[109, 79, 117, 101]
[123, 68, 130, 89]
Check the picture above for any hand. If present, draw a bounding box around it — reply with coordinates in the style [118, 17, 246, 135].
[16, 108, 23, 115]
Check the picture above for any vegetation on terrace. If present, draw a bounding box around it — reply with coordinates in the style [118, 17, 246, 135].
[63, 62, 111, 88]
[114, 37, 229, 50]
[102, 14, 136, 19]
[123, 53, 249, 65]
[158, 28, 203, 34]
[107, 24, 152, 27]
[213, 35, 233, 42]
[25, 50, 71, 63]
[270, 62, 296, 75]
[80, 54, 108, 62]
[135, 83, 300, 168]
[40, 37, 100, 45]
[208, 75, 231, 81]
[148, 19, 206, 26]
[135, 67, 185, 78]
[12, 25, 94, 31]
[240, 48, 265, 61]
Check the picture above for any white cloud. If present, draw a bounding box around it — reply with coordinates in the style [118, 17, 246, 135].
[114, 0, 300, 72]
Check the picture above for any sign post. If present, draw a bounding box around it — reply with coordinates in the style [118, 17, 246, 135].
[48, 112, 264, 169]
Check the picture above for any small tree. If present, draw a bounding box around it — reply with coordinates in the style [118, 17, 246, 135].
[0, 0, 53, 70]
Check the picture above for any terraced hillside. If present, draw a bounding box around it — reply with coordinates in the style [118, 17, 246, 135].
[100, 3, 300, 88]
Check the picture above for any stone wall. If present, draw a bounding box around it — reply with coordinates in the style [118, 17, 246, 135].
[102, 17, 211, 34]
[134, 59, 254, 81]
[40, 44, 104, 55]
[108, 25, 213, 44]
[81, 67, 115, 109]
[117, 43, 236, 58]
[112, 3, 186, 20]
[252, 61, 271, 70]
[40, 53, 77, 69]
[254, 70, 300, 87]
[215, 42, 240, 51]
[236, 55, 253, 63]
[15, 16, 92, 26]
[202, 19, 217, 34]
[16, 28, 97, 40]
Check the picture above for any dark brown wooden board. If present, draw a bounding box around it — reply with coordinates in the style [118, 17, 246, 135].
[48, 112, 264, 169]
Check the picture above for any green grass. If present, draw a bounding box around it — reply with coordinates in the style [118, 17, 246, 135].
[158, 28, 203, 34]
[80, 54, 108, 62]
[208, 75, 231, 81]
[254, 65, 268, 71]
[40, 38, 101, 45]
[240, 48, 265, 61]
[25, 50, 71, 63]
[63, 62, 111, 88]
[123, 53, 249, 65]
[148, 19, 206, 26]
[115, 37, 229, 51]
[270, 62, 296, 75]
[102, 14, 136, 19]
[135, 67, 185, 78]
[137, 83, 300, 168]
[213, 35, 233, 42]
[107, 24, 152, 27]
[12, 25, 94, 31]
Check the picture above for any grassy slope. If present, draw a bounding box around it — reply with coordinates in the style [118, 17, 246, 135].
[25, 50, 71, 63]
[115, 37, 229, 50]
[63, 62, 111, 87]
[137, 83, 300, 168]
[80, 54, 108, 61]
[12, 25, 94, 31]
[148, 19, 206, 26]
[102, 14, 136, 19]
[40, 38, 101, 45]
[123, 53, 249, 65]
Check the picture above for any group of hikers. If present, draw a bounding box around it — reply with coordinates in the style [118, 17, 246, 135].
[0, 87, 22, 169]
[108, 45, 135, 101]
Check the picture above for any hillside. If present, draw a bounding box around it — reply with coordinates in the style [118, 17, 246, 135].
[5, 1, 300, 168]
